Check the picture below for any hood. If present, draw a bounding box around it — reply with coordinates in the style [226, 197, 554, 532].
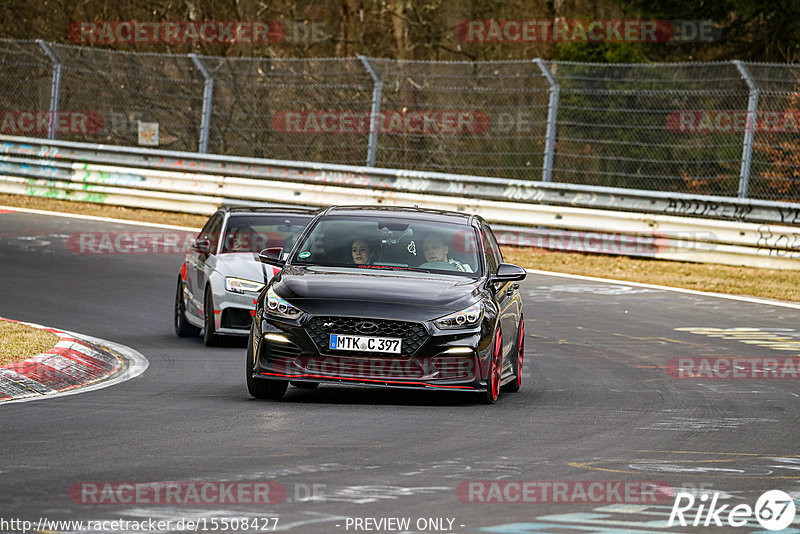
[273, 265, 483, 320]
[215, 252, 279, 284]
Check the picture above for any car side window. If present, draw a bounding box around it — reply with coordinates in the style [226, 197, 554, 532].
[481, 227, 499, 274]
[199, 213, 224, 254]
[485, 225, 503, 264]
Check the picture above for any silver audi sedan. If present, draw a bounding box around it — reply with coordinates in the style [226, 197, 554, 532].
[174, 205, 316, 346]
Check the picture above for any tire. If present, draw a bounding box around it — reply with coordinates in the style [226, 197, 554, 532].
[503, 317, 524, 393]
[246, 326, 288, 400]
[484, 328, 502, 404]
[203, 287, 221, 347]
[291, 381, 319, 390]
[174, 276, 201, 337]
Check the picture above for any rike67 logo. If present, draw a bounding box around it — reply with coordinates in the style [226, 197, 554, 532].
[668, 490, 796, 530]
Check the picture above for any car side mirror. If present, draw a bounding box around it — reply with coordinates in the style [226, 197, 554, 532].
[192, 239, 212, 254]
[490, 263, 527, 283]
[258, 247, 285, 267]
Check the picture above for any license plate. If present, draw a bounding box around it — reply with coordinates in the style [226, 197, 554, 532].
[329, 334, 402, 354]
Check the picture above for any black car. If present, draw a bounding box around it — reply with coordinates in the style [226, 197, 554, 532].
[246, 206, 526, 404]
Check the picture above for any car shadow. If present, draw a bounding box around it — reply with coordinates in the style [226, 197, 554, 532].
[247, 384, 497, 407]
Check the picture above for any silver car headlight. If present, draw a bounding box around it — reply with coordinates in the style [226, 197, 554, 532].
[225, 277, 265, 294]
[434, 302, 483, 329]
[265, 287, 304, 319]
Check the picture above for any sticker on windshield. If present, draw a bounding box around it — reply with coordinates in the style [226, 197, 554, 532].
[298, 251, 311, 258]
[407, 241, 417, 255]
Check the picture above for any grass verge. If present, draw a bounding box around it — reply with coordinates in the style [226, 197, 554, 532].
[0, 320, 59, 366]
[501, 247, 800, 303]
[2, 193, 799, 303]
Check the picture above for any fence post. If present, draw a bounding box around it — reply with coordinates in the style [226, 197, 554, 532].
[36, 40, 61, 141]
[534, 59, 559, 183]
[189, 53, 214, 154]
[733, 60, 759, 199]
[358, 55, 382, 167]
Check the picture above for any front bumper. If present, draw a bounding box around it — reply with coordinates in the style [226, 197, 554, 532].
[214, 291, 260, 336]
[251, 314, 493, 391]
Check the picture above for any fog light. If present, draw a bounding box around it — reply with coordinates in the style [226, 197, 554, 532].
[264, 333, 291, 344]
[443, 347, 473, 354]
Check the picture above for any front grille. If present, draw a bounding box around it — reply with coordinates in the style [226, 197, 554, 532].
[306, 316, 429, 357]
[221, 308, 252, 329]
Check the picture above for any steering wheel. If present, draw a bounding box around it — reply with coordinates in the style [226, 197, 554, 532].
[418, 261, 457, 271]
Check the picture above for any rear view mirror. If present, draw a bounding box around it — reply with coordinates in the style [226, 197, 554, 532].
[258, 247, 285, 267]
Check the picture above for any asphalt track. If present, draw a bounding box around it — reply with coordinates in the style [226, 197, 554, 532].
[1, 210, 799, 534]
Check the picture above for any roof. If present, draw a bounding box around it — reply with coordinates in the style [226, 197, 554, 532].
[323, 205, 477, 224]
[219, 205, 318, 217]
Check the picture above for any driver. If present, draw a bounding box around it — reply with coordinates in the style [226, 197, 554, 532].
[421, 234, 472, 272]
[230, 227, 254, 252]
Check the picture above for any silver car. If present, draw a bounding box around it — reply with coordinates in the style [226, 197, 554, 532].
[174, 205, 315, 346]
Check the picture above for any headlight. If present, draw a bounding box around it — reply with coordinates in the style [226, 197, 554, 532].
[264, 287, 304, 319]
[225, 277, 264, 294]
[434, 302, 483, 329]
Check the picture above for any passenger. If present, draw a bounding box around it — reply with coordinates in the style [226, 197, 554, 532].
[422, 234, 472, 272]
[351, 238, 374, 265]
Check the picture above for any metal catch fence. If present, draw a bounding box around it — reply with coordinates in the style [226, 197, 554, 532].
[1, 39, 799, 202]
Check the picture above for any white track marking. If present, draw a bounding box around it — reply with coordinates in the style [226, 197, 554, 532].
[527, 269, 800, 310]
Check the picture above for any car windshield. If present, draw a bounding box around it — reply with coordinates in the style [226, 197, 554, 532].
[220, 214, 311, 253]
[291, 215, 482, 276]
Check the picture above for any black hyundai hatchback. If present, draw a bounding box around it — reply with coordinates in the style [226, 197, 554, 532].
[246, 206, 526, 404]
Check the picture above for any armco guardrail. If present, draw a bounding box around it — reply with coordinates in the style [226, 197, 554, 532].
[1, 135, 799, 270]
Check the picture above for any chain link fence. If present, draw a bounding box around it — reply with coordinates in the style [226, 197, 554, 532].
[550, 62, 748, 197]
[1, 39, 799, 202]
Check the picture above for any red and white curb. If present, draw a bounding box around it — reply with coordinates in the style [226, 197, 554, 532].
[0, 318, 148, 403]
